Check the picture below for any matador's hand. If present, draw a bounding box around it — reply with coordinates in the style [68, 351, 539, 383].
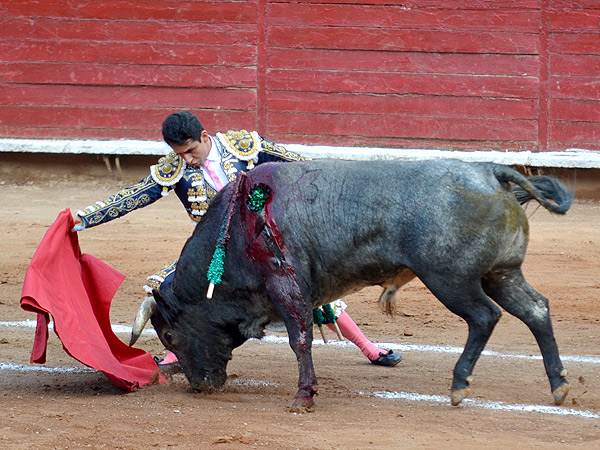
[72, 218, 85, 232]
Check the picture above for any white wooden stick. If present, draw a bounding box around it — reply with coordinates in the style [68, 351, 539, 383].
[317, 325, 328, 343]
[206, 283, 215, 299]
[333, 322, 344, 341]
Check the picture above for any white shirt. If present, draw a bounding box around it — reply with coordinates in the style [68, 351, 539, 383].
[201, 136, 230, 191]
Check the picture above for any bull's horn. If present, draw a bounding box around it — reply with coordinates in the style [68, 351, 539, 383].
[129, 296, 157, 346]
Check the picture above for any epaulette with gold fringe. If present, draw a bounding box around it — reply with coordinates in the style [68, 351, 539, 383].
[143, 260, 178, 294]
[216, 130, 261, 161]
[150, 152, 187, 196]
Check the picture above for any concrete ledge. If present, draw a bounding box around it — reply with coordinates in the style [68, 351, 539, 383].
[2, 138, 600, 169]
[288, 145, 600, 169]
[0, 138, 170, 156]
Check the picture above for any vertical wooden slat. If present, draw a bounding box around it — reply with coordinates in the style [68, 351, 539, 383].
[539, 0, 550, 152]
[257, 0, 268, 134]
[547, 0, 600, 150]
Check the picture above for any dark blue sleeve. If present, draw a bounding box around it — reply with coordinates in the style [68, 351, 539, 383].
[76, 175, 166, 228]
[257, 136, 309, 163]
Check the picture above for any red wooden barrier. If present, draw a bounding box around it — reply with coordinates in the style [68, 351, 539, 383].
[0, 0, 598, 151]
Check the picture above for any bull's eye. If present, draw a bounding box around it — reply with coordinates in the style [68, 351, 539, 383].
[163, 331, 173, 346]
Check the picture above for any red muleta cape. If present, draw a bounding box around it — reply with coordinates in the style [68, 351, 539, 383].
[20, 209, 165, 390]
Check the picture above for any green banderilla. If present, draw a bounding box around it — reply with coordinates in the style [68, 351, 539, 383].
[312, 303, 343, 343]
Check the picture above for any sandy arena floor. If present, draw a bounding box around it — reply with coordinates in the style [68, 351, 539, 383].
[0, 154, 599, 449]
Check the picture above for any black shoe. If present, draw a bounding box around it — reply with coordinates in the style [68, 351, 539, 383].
[370, 350, 402, 367]
[154, 356, 183, 376]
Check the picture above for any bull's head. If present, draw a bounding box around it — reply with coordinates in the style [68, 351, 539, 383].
[153, 285, 251, 391]
[130, 284, 266, 392]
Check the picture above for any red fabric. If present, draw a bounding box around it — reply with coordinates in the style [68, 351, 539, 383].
[20, 209, 165, 391]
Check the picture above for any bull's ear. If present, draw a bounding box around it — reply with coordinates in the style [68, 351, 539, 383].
[153, 286, 176, 308]
[152, 287, 180, 327]
[152, 288, 165, 306]
[239, 315, 268, 340]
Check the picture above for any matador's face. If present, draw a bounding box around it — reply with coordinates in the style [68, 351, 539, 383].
[170, 130, 211, 166]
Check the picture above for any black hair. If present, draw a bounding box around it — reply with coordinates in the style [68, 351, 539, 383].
[161, 111, 205, 146]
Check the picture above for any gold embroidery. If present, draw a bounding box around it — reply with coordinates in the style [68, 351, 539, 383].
[79, 178, 155, 226]
[239, 138, 251, 150]
[150, 152, 186, 186]
[217, 130, 260, 160]
[223, 161, 235, 175]
[185, 170, 220, 222]
[144, 260, 178, 292]
[260, 138, 308, 162]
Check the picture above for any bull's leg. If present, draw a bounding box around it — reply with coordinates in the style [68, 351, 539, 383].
[253, 212, 318, 411]
[482, 269, 570, 405]
[264, 272, 318, 412]
[422, 277, 502, 406]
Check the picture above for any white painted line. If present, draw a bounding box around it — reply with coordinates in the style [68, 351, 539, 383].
[0, 319, 155, 336]
[0, 362, 93, 373]
[365, 391, 600, 419]
[260, 335, 600, 365]
[229, 378, 280, 388]
[1, 320, 45, 328]
[4, 320, 599, 365]
[2, 361, 596, 419]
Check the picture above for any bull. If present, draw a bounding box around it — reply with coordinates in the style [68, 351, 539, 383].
[133, 159, 573, 412]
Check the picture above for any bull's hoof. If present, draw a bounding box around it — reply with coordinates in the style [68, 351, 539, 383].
[451, 387, 471, 406]
[290, 386, 317, 413]
[289, 401, 315, 414]
[552, 382, 570, 406]
[290, 395, 315, 413]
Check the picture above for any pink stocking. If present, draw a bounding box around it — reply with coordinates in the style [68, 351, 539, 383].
[327, 311, 386, 360]
[160, 350, 178, 365]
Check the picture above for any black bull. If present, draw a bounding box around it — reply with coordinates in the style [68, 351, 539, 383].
[150, 159, 573, 411]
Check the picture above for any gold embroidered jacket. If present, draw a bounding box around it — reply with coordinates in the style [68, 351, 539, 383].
[76, 130, 306, 228]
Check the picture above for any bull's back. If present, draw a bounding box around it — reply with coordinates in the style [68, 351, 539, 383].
[243, 159, 528, 298]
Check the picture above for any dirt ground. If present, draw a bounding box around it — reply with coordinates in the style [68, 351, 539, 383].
[1, 154, 599, 449]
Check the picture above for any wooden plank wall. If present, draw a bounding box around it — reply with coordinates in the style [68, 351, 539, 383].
[0, 0, 259, 140]
[266, 0, 543, 149]
[0, 0, 598, 151]
[548, 0, 600, 150]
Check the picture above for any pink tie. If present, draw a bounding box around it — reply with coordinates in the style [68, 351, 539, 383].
[203, 159, 224, 191]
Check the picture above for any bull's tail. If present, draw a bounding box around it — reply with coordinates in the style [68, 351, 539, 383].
[493, 166, 574, 214]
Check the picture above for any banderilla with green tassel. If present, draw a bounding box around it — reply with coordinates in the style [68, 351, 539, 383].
[312, 303, 343, 342]
[206, 173, 245, 299]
